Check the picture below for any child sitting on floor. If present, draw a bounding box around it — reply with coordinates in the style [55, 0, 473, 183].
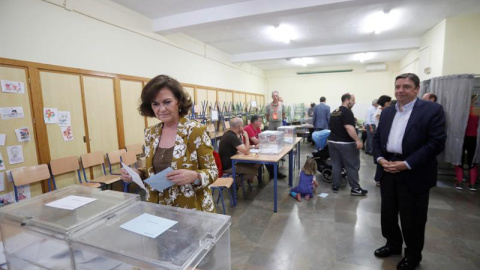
[290, 157, 319, 201]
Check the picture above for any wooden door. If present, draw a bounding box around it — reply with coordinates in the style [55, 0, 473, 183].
[0, 65, 40, 199]
[120, 80, 145, 146]
[40, 71, 87, 188]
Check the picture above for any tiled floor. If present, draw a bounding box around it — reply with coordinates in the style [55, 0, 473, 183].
[219, 142, 480, 270]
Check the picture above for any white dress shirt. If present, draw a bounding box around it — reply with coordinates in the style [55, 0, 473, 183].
[378, 99, 417, 169]
[365, 105, 377, 125]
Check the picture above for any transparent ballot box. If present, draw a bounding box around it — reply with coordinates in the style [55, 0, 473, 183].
[70, 201, 231, 270]
[259, 130, 285, 154]
[277, 126, 297, 143]
[0, 185, 139, 270]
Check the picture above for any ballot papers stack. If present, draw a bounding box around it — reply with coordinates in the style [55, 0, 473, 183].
[0, 185, 139, 270]
[70, 201, 232, 270]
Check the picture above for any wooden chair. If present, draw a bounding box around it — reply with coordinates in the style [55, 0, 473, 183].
[209, 151, 234, 214]
[11, 164, 54, 202]
[106, 149, 126, 175]
[50, 156, 101, 189]
[80, 152, 122, 188]
[125, 143, 143, 157]
[120, 151, 138, 193]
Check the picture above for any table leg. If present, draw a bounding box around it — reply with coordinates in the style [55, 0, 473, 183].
[231, 160, 237, 206]
[289, 149, 293, 187]
[258, 165, 263, 185]
[274, 162, 278, 213]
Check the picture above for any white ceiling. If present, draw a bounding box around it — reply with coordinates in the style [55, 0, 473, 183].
[112, 0, 480, 70]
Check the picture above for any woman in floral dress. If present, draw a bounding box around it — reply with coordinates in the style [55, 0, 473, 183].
[121, 75, 217, 212]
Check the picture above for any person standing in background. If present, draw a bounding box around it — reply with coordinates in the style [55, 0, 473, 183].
[313, 97, 330, 131]
[328, 93, 367, 196]
[265, 91, 286, 130]
[364, 99, 378, 155]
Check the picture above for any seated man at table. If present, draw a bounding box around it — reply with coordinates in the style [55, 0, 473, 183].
[219, 117, 260, 186]
[243, 115, 262, 146]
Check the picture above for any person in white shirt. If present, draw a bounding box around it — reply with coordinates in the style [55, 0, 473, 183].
[364, 99, 378, 155]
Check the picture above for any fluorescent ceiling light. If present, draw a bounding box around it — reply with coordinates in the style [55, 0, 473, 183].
[356, 52, 373, 62]
[363, 10, 399, 34]
[291, 57, 314, 66]
[267, 24, 297, 44]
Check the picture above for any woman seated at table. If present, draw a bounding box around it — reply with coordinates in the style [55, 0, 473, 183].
[121, 75, 218, 213]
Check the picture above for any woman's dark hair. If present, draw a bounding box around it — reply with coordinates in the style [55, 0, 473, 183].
[139, 75, 193, 117]
[377, 95, 392, 107]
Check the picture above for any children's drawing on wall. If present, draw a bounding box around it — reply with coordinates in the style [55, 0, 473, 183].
[0, 153, 6, 171]
[7, 145, 24, 164]
[16, 185, 31, 201]
[61, 126, 74, 141]
[0, 107, 24, 119]
[1, 80, 25, 94]
[0, 192, 14, 205]
[57, 111, 71, 126]
[15, 127, 31, 142]
[43, 107, 58, 124]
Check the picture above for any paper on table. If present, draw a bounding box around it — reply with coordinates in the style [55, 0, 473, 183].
[0, 134, 5, 146]
[120, 213, 177, 239]
[144, 167, 174, 192]
[250, 149, 260, 154]
[45, 195, 97, 210]
[318, 193, 329, 198]
[121, 162, 146, 191]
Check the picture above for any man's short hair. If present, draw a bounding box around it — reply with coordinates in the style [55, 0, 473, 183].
[395, 73, 420, 88]
[272, 91, 279, 96]
[429, 93, 437, 102]
[310, 103, 315, 108]
[250, 115, 260, 123]
[377, 95, 392, 107]
[229, 117, 243, 128]
[372, 99, 378, 105]
[320, 96, 326, 102]
[341, 93, 352, 102]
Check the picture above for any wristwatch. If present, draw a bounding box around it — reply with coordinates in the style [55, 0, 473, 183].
[193, 172, 202, 185]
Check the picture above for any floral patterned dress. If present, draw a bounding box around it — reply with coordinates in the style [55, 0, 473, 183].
[142, 117, 217, 212]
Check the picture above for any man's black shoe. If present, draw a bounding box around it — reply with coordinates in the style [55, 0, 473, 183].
[374, 246, 402, 258]
[278, 173, 287, 179]
[397, 257, 420, 270]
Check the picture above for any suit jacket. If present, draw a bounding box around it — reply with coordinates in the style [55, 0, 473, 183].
[313, 103, 331, 129]
[373, 98, 446, 192]
[142, 117, 218, 212]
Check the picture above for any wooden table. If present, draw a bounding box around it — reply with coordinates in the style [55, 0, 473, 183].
[230, 137, 302, 212]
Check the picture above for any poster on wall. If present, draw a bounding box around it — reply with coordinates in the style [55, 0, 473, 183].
[0, 107, 24, 119]
[7, 145, 24, 164]
[15, 127, 31, 142]
[57, 111, 71, 127]
[43, 107, 58, 124]
[1, 80, 25, 94]
[0, 172, 5, 192]
[0, 153, 5, 171]
[0, 133, 5, 146]
[61, 126, 74, 141]
[16, 185, 31, 201]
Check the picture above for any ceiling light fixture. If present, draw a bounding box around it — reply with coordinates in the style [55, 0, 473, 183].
[268, 24, 297, 44]
[291, 57, 314, 66]
[363, 10, 398, 34]
[357, 52, 373, 62]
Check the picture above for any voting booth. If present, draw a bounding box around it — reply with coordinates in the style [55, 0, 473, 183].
[70, 201, 232, 270]
[0, 186, 139, 270]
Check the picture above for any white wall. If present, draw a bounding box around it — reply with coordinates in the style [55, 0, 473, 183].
[266, 65, 397, 120]
[443, 13, 480, 75]
[0, 0, 266, 93]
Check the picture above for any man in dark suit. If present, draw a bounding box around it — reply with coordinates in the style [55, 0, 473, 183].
[372, 73, 446, 270]
[312, 96, 330, 131]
